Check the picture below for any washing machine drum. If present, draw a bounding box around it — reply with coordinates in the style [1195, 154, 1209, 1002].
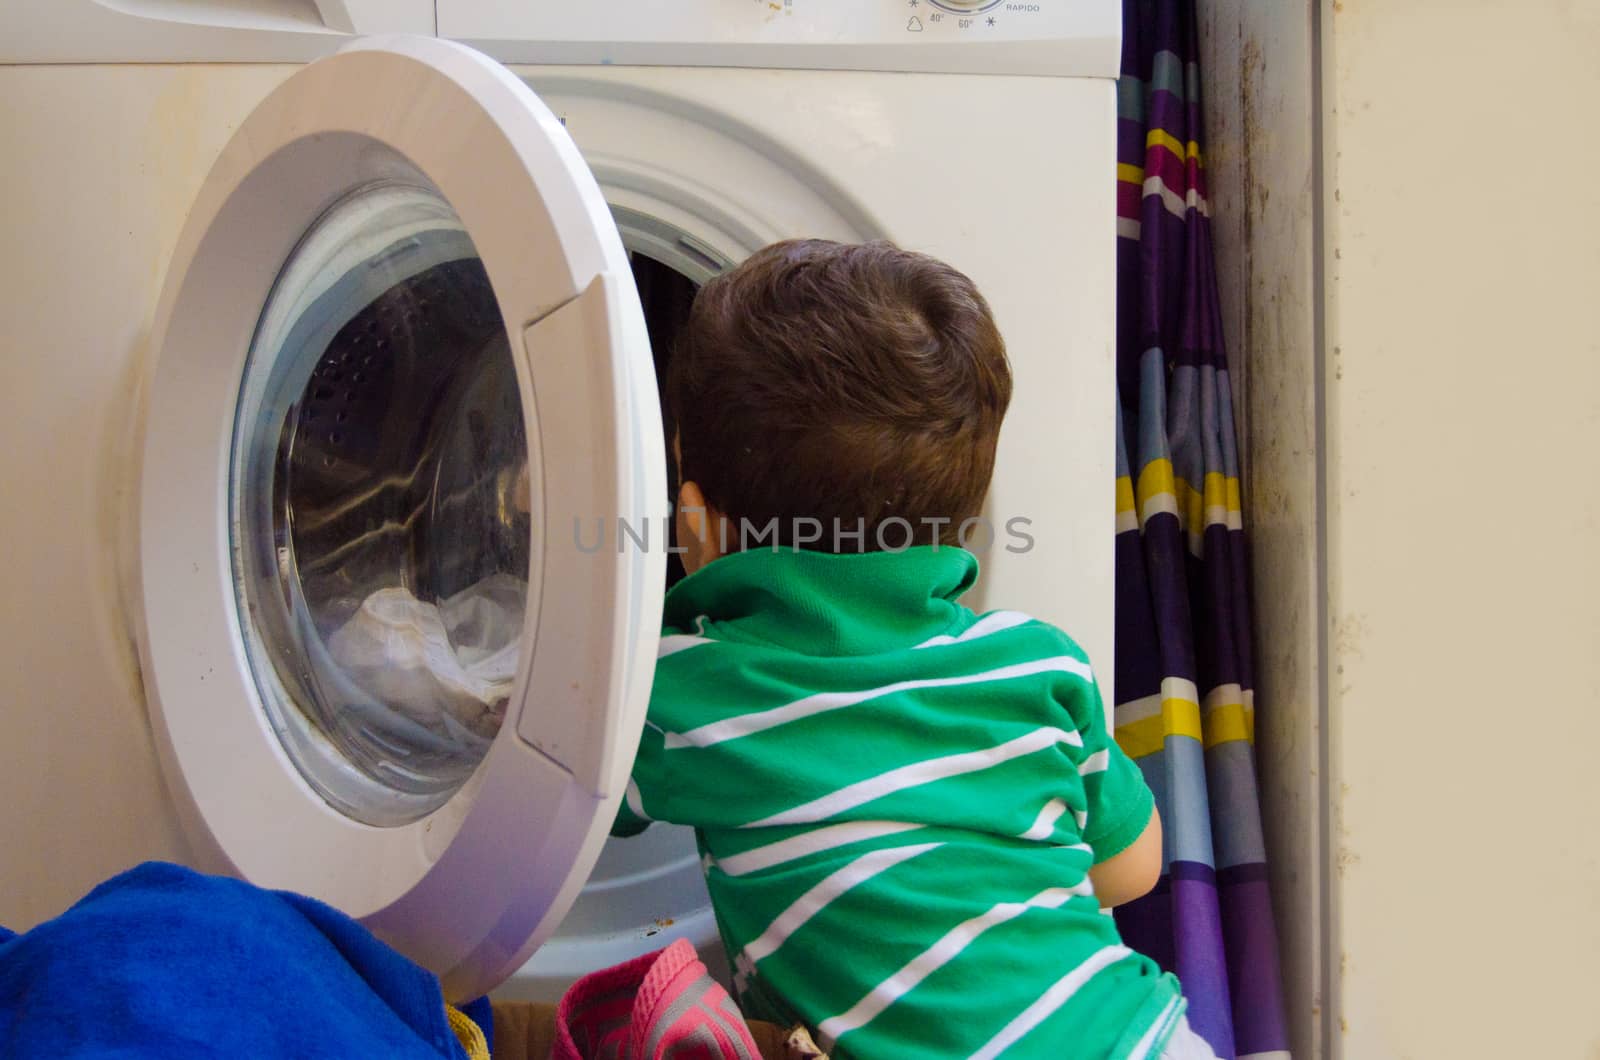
[234, 185, 533, 826]
[137, 37, 666, 1000]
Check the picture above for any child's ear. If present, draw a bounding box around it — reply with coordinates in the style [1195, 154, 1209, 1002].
[675, 480, 724, 574]
[678, 480, 708, 535]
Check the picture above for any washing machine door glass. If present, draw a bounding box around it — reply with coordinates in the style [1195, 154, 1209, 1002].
[137, 37, 666, 1000]
[234, 184, 530, 826]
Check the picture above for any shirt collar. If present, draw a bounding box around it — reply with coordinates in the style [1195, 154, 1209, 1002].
[662, 546, 980, 657]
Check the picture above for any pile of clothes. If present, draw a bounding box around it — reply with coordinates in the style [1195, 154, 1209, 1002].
[0, 863, 825, 1060]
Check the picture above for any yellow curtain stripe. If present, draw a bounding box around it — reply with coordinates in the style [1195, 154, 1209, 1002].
[1116, 696, 1201, 760]
[1172, 469, 1243, 529]
[1116, 699, 1256, 760]
[1145, 127, 1204, 168]
[1117, 162, 1146, 185]
[1204, 702, 1255, 749]
[1135, 457, 1175, 510]
[1116, 475, 1136, 515]
[1203, 471, 1229, 513]
[1138, 460, 1242, 519]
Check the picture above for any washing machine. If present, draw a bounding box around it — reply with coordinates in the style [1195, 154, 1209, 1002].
[0, 1, 1119, 1003]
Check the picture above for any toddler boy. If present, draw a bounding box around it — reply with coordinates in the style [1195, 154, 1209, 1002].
[616, 240, 1214, 1059]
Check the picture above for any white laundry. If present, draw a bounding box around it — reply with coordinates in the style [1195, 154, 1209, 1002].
[327, 573, 527, 740]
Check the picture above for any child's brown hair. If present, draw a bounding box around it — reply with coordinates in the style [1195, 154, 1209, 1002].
[667, 239, 1012, 551]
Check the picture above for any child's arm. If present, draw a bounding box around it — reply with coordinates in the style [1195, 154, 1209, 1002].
[1087, 804, 1162, 908]
[1065, 667, 1164, 908]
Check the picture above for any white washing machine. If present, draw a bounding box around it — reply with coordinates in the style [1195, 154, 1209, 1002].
[0, 1, 1118, 1004]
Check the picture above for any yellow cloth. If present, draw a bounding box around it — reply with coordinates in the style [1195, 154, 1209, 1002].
[446, 1003, 491, 1060]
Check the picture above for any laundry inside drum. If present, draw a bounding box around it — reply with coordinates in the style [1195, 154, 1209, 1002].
[230, 182, 533, 826]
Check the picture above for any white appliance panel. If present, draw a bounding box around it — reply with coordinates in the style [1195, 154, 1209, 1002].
[0, 0, 430, 63]
[0, 0, 1118, 75]
[445, 0, 1119, 76]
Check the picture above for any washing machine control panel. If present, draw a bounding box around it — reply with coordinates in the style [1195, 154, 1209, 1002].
[437, 0, 1120, 77]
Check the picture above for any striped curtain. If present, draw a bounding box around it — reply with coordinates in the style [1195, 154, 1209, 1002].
[1111, 1, 1291, 1057]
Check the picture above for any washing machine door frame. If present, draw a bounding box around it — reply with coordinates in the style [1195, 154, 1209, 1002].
[137, 35, 666, 1000]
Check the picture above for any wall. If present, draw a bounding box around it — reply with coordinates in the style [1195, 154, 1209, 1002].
[1205, 1, 1600, 1055]
[1321, 1, 1600, 1056]
[1122, 3, 1329, 1051]
[1197, 3, 1324, 1057]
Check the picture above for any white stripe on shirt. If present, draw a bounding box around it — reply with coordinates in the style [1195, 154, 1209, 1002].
[624, 779, 652, 822]
[715, 820, 927, 877]
[1017, 798, 1069, 840]
[1127, 995, 1186, 1059]
[912, 611, 1035, 649]
[733, 842, 943, 991]
[665, 656, 1095, 750]
[968, 945, 1135, 1060]
[657, 634, 712, 658]
[817, 881, 1096, 1049]
[743, 727, 1084, 829]
[1078, 749, 1111, 776]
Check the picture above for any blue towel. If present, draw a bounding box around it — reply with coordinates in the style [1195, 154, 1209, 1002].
[0, 861, 492, 1058]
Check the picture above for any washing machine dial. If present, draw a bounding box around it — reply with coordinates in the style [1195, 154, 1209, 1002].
[925, 0, 1004, 11]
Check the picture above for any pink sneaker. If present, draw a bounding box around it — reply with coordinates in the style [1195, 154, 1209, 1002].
[554, 939, 763, 1060]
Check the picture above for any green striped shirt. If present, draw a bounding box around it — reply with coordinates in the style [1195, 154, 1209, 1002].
[617, 547, 1184, 1058]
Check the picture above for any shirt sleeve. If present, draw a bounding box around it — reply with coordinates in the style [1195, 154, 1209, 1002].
[611, 787, 651, 837]
[609, 722, 668, 838]
[1076, 680, 1156, 864]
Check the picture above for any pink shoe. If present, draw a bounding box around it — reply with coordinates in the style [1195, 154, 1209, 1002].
[554, 939, 763, 1060]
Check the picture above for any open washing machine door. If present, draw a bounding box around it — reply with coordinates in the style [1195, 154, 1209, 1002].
[136, 36, 666, 1001]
